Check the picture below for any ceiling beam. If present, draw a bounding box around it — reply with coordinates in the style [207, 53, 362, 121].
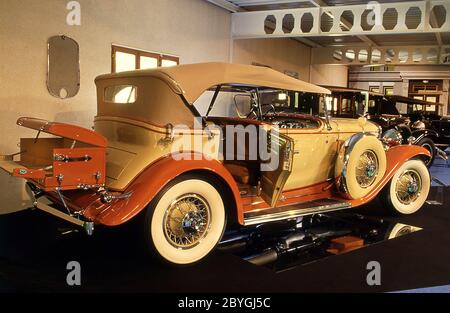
[427, 0, 443, 46]
[265, 19, 322, 47]
[295, 37, 323, 48]
[308, 0, 322, 7]
[206, 0, 242, 12]
[232, 0, 312, 6]
[208, 0, 323, 47]
[309, 0, 378, 46]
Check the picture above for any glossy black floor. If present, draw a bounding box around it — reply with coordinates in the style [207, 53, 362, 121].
[0, 186, 449, 293]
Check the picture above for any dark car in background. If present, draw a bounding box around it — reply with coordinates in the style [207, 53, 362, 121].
[322, 86, 447, 167]
[389, 95, 450, 150]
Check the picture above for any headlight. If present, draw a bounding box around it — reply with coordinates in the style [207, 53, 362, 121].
[411, 120, 425, 130]
[381, 129, 403, 146]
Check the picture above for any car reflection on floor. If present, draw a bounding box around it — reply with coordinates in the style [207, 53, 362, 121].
[219, 213, 422, 272]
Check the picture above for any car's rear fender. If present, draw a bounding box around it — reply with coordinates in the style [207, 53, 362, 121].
[83, 152, 243, 226]
[349, 145, 431, 207]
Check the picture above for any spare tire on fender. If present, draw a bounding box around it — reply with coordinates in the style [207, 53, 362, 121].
[335, 134, 387, 200]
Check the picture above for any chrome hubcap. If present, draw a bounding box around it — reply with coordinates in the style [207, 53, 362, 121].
[163, 194, 211, 249]
[356, 150, 379, 188]
[395, 170, 422, 205]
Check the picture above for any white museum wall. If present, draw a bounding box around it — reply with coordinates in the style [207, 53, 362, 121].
[310, 64, 349, 87]
[232, 38, 312, 81]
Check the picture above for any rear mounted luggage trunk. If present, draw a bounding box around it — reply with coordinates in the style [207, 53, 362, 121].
[0, 117, 107, 191]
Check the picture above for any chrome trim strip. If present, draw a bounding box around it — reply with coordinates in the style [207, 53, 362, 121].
[243, 201, 352, 226]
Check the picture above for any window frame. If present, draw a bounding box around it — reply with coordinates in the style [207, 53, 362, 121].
[104, 84, 138, 104]
[111, 45, 179, 73]
[383, 87, 394, 96]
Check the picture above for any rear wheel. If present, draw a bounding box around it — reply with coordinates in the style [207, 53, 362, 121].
[381, 159, 430, 215]
[417, 137, 436, 167]
[144, 175, 227, 265]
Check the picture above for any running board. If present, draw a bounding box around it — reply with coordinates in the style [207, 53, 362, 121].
[243, 199, 352, 226]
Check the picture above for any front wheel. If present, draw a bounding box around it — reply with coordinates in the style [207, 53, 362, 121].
[381, 159, 430, 215]
[417, 137, 436, 167]
[144, 175, 227, 265]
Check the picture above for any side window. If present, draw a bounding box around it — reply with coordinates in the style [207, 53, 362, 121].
[341, 98, 352, 114]
[368, 100, 377, 115]
[104, 85, 137, 104]
[193, 87, 252, 118]
[395, 102, 408, 114]
[234, 94, 252, 118]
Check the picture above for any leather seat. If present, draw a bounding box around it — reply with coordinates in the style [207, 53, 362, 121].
[224, 163, 250, 185]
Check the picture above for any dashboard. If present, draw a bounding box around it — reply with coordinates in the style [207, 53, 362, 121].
[267, 118, 320, 129]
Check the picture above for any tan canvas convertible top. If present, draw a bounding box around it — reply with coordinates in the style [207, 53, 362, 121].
[96, 62, 331, 104]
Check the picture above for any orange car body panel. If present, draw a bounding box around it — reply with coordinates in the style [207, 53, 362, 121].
[17, 117, 107, 147]
[239, 144, 430, 216]
[63, 152, 244, 226]
[241, 181, 334, 212]
[6, 118, 107, 191]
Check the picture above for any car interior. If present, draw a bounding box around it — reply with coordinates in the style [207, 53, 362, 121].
[194, 85, 325, 197]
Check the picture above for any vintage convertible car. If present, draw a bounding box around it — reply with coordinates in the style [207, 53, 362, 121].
[0, 63, 431, 265]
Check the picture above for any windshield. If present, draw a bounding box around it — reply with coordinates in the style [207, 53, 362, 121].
[194, 85, 327, 119]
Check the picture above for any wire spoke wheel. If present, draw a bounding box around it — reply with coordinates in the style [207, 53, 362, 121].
[163, 194, 211, 250]
[395, 170, 422, 205]
[355, 150, 379, 188]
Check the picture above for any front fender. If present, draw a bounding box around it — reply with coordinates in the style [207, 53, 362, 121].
[83, 153, 243, 226]
[411, 129, 439, 143]
[349, 145, 431, 207]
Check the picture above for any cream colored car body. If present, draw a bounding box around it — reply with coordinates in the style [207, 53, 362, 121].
[284, 118, 379, 190]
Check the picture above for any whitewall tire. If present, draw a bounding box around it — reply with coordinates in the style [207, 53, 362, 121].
[336, 135, 387, 200]
[144, 176, 226, 265]
[382, 159, 430, 215]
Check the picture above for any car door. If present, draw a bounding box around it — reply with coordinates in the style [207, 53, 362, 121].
[260, 131, 294, 208]
[283, 120, 339, 190]
[438, 119, 450, 137]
